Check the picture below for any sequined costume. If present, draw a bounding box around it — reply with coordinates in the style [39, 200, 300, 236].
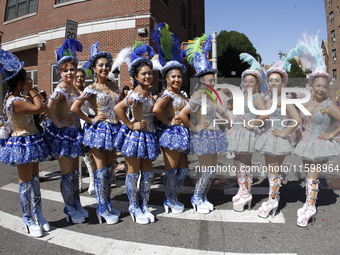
[0, 97, 50, 166]
[255, 96, 295, 155]
[44, 88, 84, 158]
[81, 86, 121, 152]
[115, 91, 160, 160]
[188, 92, 227, 155]
[156, 90, 190, 154]
[227, 93, 263, 154]
[294, 100, 340, 161]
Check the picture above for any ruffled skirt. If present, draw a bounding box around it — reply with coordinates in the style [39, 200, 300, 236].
[255, 129, 295, 156]
[156, 124, 190, 154]
[115, 125, 160, 160]
[191, 129, 227, 155]
[0, 134, 50, 166]
[227, 126, 258, 154]
[44, 123, 84, 158]
[83, 121, 121, 152]
[294, 137, 340, 162]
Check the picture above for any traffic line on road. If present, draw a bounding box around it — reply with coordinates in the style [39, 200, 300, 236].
[0, 211, 296, 255]
[1, 183, 285, 224]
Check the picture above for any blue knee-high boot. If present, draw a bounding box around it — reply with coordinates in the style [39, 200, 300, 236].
[72, 168, 89, 218]
[60, 172, 85, 224]
[94, 167, 119, 224]
[163, 168, 184, 214]
[174, 167, 188, 207]
[106, 165, 121, 216]
[139, 171, 155, 222]
[31, 174, 50, 232]
[19, 181, 42, 237]
[125, 172, 149, 224]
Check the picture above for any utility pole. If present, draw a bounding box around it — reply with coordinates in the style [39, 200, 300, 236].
[212, 31, 217, 81]
[0, 31, 3, 49]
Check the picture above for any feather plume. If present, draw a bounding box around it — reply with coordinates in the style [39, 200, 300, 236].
[185, 34, 208, 64]
[56, 38, 82, 61]
[111, 47, 132, 72]
[240, 53, 262, 71]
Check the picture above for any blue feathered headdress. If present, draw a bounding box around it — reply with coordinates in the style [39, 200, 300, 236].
[128, 41, 154, 77]
[151, 22, 185, 76]
[82, 42, 113, 76]
[184, 34, 216, 78]
[55, 38, 82, 74]
[0, 49, 24, 82]
[286, 32, 331, 85]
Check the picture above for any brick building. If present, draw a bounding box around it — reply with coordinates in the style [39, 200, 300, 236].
[0, 0, 205, 110]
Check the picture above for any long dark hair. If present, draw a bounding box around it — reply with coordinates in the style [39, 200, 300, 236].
[132, 62, 152, 89]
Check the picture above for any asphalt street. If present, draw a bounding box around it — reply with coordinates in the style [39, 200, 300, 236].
[0, 152, 339, 255]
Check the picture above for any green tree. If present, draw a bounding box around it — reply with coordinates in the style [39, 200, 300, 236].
[286, 58, 306, 87]
[217, 30, 261, 78]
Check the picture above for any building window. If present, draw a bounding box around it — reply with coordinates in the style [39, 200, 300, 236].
[333, 69, 337, 79]
[329, 0, 333, 7]
[330, 11, 334, 24]
[332, 49, 337, 61]
[26, 70, 38, 86]
[181, 1, 186, 30]
[160, 0, 168, 7]
[55, 0, 72, 3]
[5, 0, 38, 21]
[332, 30, 336, 42]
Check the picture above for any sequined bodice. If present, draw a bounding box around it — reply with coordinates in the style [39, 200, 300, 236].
[189, 92, 219, 131]
[234, 93, 263, 122]
[301, 100, 332, 140]
[158, 89, 188, 120]
[5, 96, 38, 136]
[52, 87, 80, 127]
[265, 96, 286, 130]
[126, 92, 154, 132]
[82, 87, 120, 124]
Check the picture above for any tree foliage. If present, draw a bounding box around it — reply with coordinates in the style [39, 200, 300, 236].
[286, 58, 307, 87]
[217, 30, 261, 78]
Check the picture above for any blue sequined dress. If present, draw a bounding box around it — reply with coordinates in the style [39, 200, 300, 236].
[44, 88, 84, 158]
[227, 93, 263, 154]
[115, 91, 160, 160]
[0, 96, 50, 166]
[188, 91, 227, 155]
[255, 96, 296, 155]
[81, 86, 121, 152]
[294, 100, 340, 162]
[155, 90, 190, 154]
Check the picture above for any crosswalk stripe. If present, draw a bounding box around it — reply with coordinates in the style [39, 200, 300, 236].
[1, 183, 285, 224]
[0, 211, 295, 255]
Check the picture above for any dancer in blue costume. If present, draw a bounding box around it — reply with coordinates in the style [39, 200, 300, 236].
[286, 33, 340, 227]
[226, 53, 268, 212]
[152, 23, 189, 214]
[0, 50, 50, 237]
[179, 34, 227, 214]
[44, 39, 87, 224]
[71, 43, 120, 225]
[114, 43, 159, 224]
[255, 62, 301, 218]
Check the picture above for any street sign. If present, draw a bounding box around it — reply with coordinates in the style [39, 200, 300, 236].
[65, 19, 78, 40]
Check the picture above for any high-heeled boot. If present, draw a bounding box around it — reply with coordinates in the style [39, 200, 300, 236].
[174, 167, 188, 208]
[140, 171, 155, 222]
[297, 179, 319, 227]
[258, 173, 282, 218]
[83, 153, 95, 195]
[60, 172, 85, 224]
[191, 167, 213, 214]
[125, 172, 149, 224]
[72, 168, 89, 218]
[202, 166, 217, 211]
[31, 174, 50, 232]
[93, 167, 119, 224]
[163, 168, 184, 214]
[19, 181, 43, 237]
[106, 164, 121, 216]
[232, 165, 253, 212]
[232, 161, 247, 202]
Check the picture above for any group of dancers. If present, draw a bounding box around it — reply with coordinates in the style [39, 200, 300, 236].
[0, 24, 339, 238]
